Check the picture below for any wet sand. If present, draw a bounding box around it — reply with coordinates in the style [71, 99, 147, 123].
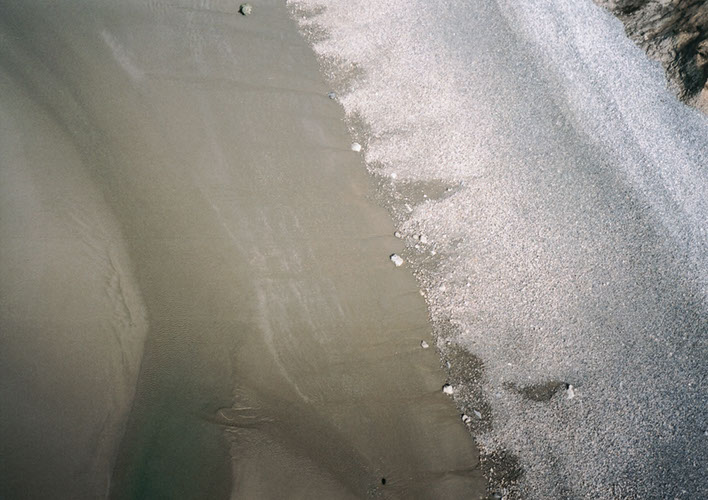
[0, 1, 485, 498]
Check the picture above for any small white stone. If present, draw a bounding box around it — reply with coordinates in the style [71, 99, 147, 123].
[419, 234, 428, 244]
[394, 231, 402, 238]
[239, 3, 252, 15]
[412, 234, 420, 241]
[567, 384, 576, 399]
[442, 384, 454, 395]
[351, 142, 362, 152]
[390, 172, 398, 179]
[420, 340, 429, 349]
[390, 254, 404, 267]
[431, 250, 437, 256]
[473, 409, 482, 419]
[461, 414, 472, 424]
[327, 91, 337, 99]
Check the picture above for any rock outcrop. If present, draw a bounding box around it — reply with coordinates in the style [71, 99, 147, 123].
[596, 0, 708, 112]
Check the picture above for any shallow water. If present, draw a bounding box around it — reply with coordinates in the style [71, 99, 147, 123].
[0, 0, 485, 498]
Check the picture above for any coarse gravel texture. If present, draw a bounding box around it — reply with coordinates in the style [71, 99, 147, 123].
[289, 0, 708, 498]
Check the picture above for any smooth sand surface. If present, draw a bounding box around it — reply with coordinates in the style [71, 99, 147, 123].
[0, 7, 149, 497]
[0, 1, 485, 498]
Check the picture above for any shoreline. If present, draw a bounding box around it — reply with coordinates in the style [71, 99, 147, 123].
[291, 0, 708, 497]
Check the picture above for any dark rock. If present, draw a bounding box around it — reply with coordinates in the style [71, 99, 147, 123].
[595, 0, 708, 112]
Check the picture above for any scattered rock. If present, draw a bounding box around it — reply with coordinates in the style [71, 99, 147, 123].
[327, 91, 337, 99]
[461, 414, 472, 424]
[389, 253, 404, 267]
[394, 231, 402, 238]
[419, 234, 428, 244]
[351, 142, 362, 152]
[442, 383, 454, 395]
[239, 3, 252, 16]
[473, 409, 482, 419]
[420, 340, 429, 349]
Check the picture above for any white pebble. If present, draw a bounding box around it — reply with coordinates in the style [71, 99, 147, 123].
[461, 414, 472, 424]
[412, 234, 420, 241]
[394, 231, 402, 238]
[328, 91, 337, 99]
[420, 340, 429, 349]
[419, 234, 428, 244]
[473, 409, 482, 419]
[351, 142, 362, 152]
[567, 384, 576, 399]
[239, 3, 252, 15]
[390, 253, 404, 267]
[442, 384, 454, 395]
[390, 172, 398, 179]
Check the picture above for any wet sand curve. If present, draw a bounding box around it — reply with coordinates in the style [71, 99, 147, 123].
[0, 1, 485, 498]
